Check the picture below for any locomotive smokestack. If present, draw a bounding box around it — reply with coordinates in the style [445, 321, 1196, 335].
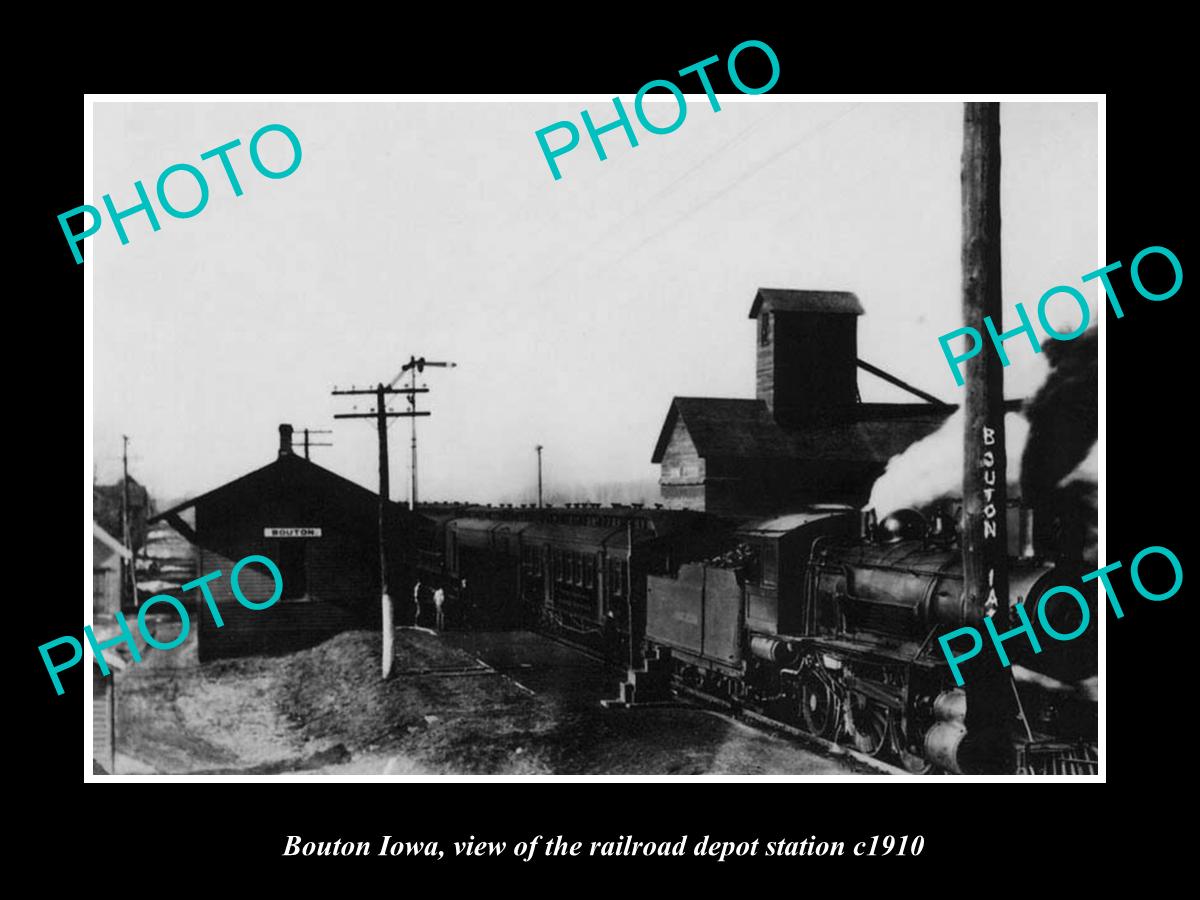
[860, 508, 878, 542]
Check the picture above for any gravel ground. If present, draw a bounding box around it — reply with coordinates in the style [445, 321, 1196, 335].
[113, 628, 866, 776]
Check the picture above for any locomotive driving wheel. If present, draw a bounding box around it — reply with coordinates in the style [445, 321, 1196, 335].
[796, 670, 840, 739]
[846, 694, 889, 757]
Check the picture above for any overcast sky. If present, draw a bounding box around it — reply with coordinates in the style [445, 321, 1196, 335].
[91, 100, 1098, 505]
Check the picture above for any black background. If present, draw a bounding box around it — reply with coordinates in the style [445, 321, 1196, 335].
[26, 27, 1189, 884]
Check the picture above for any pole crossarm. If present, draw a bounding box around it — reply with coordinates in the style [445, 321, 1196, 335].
[334, 411, 430, 419]
[389, 357, 456, 388]
[333, 387, 429, 396]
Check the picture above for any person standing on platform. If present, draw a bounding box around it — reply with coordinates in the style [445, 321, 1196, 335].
[412, 580, 422, 627]
[433, 586, 446, 631]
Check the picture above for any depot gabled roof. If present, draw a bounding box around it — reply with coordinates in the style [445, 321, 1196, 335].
[149, 452, 425, 538]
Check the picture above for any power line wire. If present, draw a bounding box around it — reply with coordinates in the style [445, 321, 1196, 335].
[587, 104, 864, 276]
[529, 110, 775, 290]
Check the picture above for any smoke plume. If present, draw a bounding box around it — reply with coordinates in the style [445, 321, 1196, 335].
[868, 410, 1028, 515]
[868, 327, 1097, 563]
[1020, 328, 1097, 502]
[1022, 328, 1098, 565]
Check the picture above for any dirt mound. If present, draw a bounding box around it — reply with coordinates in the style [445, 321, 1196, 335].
[288, 628, 479, 680]
[277, 630, 554, 771]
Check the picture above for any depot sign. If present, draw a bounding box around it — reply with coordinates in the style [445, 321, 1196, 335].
[265, 527, 322, 538]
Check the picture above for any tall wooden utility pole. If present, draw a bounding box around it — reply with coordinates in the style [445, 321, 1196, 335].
[333, 383, 428, 679]
[626, 519, 635, 671]
[389, 356, 456, 510]
[536, 445, 544, 508]
[294, 428, 332, 460]
[121, 435, 138, 609]
[960, 102, 1015, 773]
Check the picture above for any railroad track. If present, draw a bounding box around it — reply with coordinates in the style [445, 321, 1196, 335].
[670, 682, 906, 776]
[538, 628, 905, 776]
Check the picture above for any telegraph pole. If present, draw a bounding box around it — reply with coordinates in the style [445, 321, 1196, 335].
[121, 435, 138, 609]
[333, 383, 428, 679]
[388, 356, 456, 510]
[293, 428, 333, 460]
[410, 366, 418, 508]
[536, 445, 544, 508]
[626, 518, 635, 672]
[960, 102, 1015, 773]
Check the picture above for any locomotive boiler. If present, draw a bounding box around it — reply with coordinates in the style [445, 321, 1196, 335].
[642, 505, 1097, 774]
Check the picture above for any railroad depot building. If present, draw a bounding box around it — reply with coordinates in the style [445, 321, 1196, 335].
[652, 289, 957, 516]
[151, 424, 424, 660]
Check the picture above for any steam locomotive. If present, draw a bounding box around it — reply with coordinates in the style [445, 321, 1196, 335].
[415, 500, 1097, 775]
[640, 504, 1097, 774]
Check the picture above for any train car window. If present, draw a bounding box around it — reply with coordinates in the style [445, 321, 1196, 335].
[760, 311, 771, 346]
[761, 541, 778, 585]
[584, 555, 595, 588]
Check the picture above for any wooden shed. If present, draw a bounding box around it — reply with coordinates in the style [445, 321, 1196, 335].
[92, 651, 126, 775]
[651, 289, 956, 516]
[92, 522, 131, 622]
[150, 424, 425, 660]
